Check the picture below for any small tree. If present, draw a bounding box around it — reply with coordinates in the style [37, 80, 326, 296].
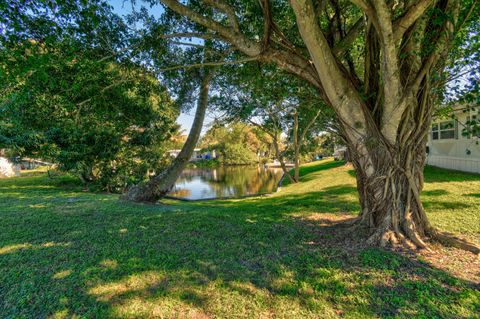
[0, 0, 183, 191]
[121, 66, 218, 201]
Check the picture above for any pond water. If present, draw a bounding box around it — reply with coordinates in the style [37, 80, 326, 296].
[168, 166, 284, 200]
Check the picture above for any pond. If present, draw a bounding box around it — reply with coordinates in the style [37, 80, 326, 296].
[167, 166, 284, 200]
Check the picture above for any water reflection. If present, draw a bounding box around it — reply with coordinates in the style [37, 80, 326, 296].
[168, 166, 284, 200]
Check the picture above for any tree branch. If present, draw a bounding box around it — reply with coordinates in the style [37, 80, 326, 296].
[300, 108, 323, 143]
[160, 0, 259, 56]
[289, 0, 366, 135]
[368, 0, 403, 143]
[407, 0, 459, 93]
[75, 58, 256, 109]
[155, 57, 258, 73]
[349, 0, 381, 31]
[159, 0, 322, 90]
[456, 0, 479, 32]
[159, 32, 218, 40]
[203, 0, 240, 31]
[259, 0, 273, 51]
[393, 0, 434, 43]
[332, 17, 364, 57]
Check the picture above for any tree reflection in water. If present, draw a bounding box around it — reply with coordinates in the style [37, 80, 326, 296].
[168, 166, 284, 200]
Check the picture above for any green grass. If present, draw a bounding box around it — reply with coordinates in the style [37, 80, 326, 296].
[1, 159, 479, 318]
[422, 165, 480, 241]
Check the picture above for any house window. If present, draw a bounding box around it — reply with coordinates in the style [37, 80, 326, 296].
[431, 120, 456, 140]
[440, 121, 455, 139]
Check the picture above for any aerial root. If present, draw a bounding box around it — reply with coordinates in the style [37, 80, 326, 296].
[365, 225, 390, 247]
[402, 219, 431, 252]
[343, 217, 370, 238]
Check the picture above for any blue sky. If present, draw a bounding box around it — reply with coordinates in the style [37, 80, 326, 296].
[108, 0, 203, 133]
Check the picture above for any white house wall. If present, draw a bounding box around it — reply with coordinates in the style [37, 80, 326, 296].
[427, 109, 480, 174]
[427, 155, 480, 173]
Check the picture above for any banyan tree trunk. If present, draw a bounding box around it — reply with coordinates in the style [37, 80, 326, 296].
[121, 69, 215, 203]
[349, 130, 480, 254]
[352, 138, 430, 248]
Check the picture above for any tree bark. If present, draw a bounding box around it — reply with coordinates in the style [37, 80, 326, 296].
[121, 68, 215, 202]
[293, 112, 300, 182]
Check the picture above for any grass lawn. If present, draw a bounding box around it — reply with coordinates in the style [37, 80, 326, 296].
[0, 159, 479, 318]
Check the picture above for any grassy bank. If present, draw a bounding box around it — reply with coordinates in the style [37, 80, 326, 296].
[1, 159, 479, 318]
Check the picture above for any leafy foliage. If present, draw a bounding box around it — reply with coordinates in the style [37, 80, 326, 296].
[0, 2, 180, 191]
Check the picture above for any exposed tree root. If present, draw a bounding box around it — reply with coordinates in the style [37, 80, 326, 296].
[428, 228, 480, 255]
[365, 227, 429, 252]
[347, 217, 480, 255]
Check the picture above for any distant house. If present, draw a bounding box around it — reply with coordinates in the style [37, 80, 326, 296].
[10, 157, 51, 170]
[168, 149, 217, 161]
[427, 106, 480, 173]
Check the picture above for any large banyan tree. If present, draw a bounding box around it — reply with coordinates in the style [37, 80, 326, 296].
[145, 0, 479, 251]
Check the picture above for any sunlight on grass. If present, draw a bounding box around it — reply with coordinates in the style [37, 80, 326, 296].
[0, 243, 32, 255]
[99, 259, 118, 269]
[48, 309, 69, 319]
[0, 242, 71, 255]
[52, 270, 72, 279]
[111, 296, 209, 319]
[29, 204, 47, 209]
[422, 166, 480, 241]
[89, 271, 164, 302]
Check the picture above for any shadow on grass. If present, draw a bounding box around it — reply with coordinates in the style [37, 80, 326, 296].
[0, 168, 479, 318]
[347, 169, 356, 178]
[424, 165, 480, 182]
[422, 189, 449, 196]
[422, 200, 473, 210]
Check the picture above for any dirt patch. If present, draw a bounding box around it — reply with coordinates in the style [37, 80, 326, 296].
[415, 245, 480, 284]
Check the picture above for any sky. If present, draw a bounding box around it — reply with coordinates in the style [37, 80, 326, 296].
[108, 0, 207, 134]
